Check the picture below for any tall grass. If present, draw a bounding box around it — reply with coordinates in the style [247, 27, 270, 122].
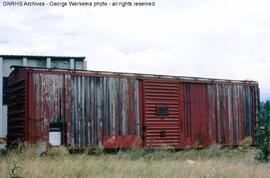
[1, 146, 270, 178]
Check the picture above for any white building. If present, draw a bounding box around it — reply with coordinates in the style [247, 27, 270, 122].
[0, 55, 86, 138]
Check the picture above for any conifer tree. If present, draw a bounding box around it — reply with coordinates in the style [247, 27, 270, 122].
[255, 101, 270, 161]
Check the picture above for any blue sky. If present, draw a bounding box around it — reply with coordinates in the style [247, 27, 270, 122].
[0, 0, 270, 101]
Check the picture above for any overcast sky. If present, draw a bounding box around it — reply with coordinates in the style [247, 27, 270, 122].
[0, 0, 270, 101]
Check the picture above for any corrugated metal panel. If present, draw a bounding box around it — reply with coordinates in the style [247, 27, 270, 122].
[7, 69, 28, 145]
[143, 80, 181, 147]
[7, 67, 259, 149]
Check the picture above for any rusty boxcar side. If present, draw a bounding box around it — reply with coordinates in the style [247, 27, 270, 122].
[7, 66, 259, 148]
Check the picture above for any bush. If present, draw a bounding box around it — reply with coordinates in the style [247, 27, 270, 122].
[7, 159, 23, 178]
[159, 145, 176, 153]
[7, 143, 24, 178]
[7, 142, 43, 158]
[128, 147, 149, 160]
[255, 150, 267, 162]
[85, 144, 105, 156]
[144, 149, 175, 161]
[0, 148, 7, 156]
[116, 147, 149, 160]
[204, 144, 222, 158]
[177, 144, 222, 160]
[45, 146, 69, 158]
[239, 137, 253, 149]
[9, 142, 25, 156]
[255, 101, 270, 162]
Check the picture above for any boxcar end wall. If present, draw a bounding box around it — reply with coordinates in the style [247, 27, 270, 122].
[7, 67, 260, 148]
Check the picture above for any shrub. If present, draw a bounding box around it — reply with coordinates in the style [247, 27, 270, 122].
[9, 141, 25, 156]
[255, 101, 270, 162]
[144, 149, 175, 161]
[85, 146, 96, 155]
[7, 159, 23, 178]
[94, 144, 105, 156]
[85, 144, 105, 156]
[7, 142, 43, 158]
[204, 144, 222, 158]
[128, 147, 149, 160]
[116, 147, 149, 160]
[7, 150, 24, 178]
[239, 136, 253, 149]
[0, 148, 6, 156]
[45, 146, 69, 158]
[255, 150, 267, 162]
[159, 145, 176, 153]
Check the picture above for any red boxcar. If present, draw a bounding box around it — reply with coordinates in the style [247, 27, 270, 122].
[7, 66, 260, 148]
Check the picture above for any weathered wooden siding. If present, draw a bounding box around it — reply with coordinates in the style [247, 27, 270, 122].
[33, 74, 64, 144]
[7, 67, 260, 149]
[31, 73, 140, 147]
[182, 83, 259, 146]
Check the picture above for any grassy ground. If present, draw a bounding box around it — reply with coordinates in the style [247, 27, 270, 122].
[0, 146, 270, 178]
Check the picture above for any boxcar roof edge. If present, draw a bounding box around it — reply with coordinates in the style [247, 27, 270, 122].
[9, 65, 259, 85]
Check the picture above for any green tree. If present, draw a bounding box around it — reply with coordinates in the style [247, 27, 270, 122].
[255, 101, 270, 161]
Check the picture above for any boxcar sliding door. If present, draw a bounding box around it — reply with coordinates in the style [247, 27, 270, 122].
[143, 80, 182, 147]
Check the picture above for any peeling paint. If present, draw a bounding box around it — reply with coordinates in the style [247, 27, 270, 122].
[7, 67, 259, 148]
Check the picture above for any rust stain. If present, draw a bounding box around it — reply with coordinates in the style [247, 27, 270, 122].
[7, 67, 259, 148]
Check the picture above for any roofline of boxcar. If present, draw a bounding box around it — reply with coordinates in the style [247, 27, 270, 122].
[10, 65, 259, 85]
[1, 54, 85, 60]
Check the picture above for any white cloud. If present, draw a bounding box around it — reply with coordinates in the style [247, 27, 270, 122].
[0, 0, 270, 100]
